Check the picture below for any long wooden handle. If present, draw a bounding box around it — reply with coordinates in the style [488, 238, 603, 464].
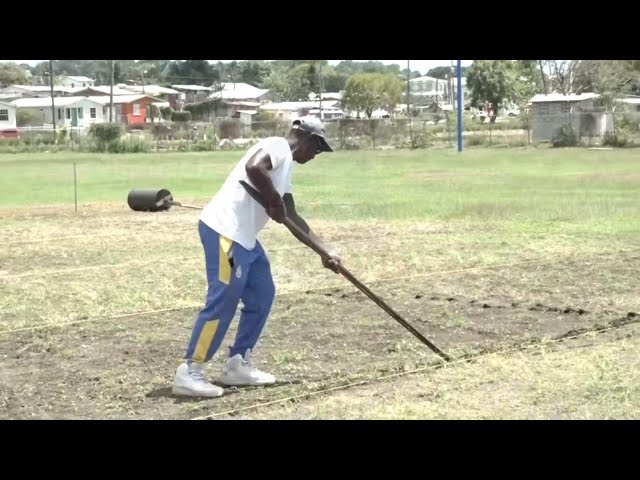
[239, 180, 452, 361]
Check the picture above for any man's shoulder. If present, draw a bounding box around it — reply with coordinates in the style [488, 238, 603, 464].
[256, 137, 292, 167]
[257, 136, 290, 150]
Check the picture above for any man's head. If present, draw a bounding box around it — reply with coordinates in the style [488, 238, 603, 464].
[287, 117, 333, 164]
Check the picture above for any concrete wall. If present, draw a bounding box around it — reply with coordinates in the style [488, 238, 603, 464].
[532, 100, 612, 140]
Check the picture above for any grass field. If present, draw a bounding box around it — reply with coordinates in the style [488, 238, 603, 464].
[1, 148, 639, 419]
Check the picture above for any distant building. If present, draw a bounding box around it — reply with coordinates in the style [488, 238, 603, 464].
[209, 82, 276, 103]
[0, 100, 18, 137]
[58, 76, 95, 89]
[529, 93, 613, 140]
[11, 96, 105, 128]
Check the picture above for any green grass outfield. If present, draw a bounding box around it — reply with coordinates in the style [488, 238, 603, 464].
[1, 148, 638, 236]
[1, 147, 639, 419]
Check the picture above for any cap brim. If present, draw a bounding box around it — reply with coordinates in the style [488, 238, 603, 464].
[317, 136, 333, 152]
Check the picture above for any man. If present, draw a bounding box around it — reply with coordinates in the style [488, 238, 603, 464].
[172, 117, 341, 397]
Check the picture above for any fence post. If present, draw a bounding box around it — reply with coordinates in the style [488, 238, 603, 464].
[527, 110, 531, 145]
[489, 123, 493, 146]
[73, 162, 78, 213]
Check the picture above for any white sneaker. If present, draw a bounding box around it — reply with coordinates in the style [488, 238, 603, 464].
[219, 349, 276, 386]
[172, 362, 224, 397]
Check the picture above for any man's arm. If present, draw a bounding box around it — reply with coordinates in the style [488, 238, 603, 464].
[283, 193, 341, 273]
[245, 150, 286, 223]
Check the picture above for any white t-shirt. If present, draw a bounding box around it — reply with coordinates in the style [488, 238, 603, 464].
[200, 137, 294, 250]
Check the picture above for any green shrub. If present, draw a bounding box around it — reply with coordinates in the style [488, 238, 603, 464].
[466, 135, 487, 147]
[603, 132, 628, 148]
[171, 111, 192, 123]
[551, 124, 578, 147]
[89, 123, 122, 143]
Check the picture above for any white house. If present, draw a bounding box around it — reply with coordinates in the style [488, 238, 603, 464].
[11, 96, 106, 128]
[620, 95, 640, 112]
[171, 85, 212, 105]
[308, 92, 343, 101]
[0, 101, 17, 133]
[71, 86, 138, 96]
[410, 76, 447, 97]
[209, 82, 275, 103]
[58, 76, 95, 89]
[0, 85, 75, 101]
[260, 100, 341, 121]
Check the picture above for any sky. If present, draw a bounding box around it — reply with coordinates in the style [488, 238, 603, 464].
[2, 59, 473, 75]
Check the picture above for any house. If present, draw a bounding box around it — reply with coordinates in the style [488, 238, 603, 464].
[0, 85, 75, 101]
[87, 94, 162, 126]
[124, 85, 181, 109]
[0, 101, 18, 137]
[58, 76, 95, 89]
[529, 92, 613, 140]
[260, 101, 341, 121]
[171, 85, 212, 106]
[410, 76, 447, 96]
[11, 96, 106, 128]
[237, 110, 257, 127]
[620, 95, 640, 112]
[70, 86, 138, 97]
[307, 107, 345, 120]
[209, 82, 276, 103]
[308, 92, 343, 102]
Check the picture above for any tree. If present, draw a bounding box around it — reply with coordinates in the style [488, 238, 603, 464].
[342, 73, 403, 118]
[264, 64, 312, 101]
[401, 69, 422, 79]
[426, 66, 451, 79]
[164, 60, 216, 85]
[240, 61, 272, 87]
[543, 60, 579, 95]
[426, 65, 469, 79]
[0, 62, 30, 87]
[572, 60, 638, 108]
[466, 60, 520, 122]
[514, 60, 544, 102]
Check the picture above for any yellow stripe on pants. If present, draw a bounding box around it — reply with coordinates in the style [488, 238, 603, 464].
[218, 235, 233, 285]
[192, 319, 219, 363]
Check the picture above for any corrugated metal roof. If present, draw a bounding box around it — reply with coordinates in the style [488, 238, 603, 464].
[0, 100, 15, 108]
[410, 75, 440, 82]
[226, 101, 261, 107]
[172, 85, 212, 91]
[237, 110, 258, 115]
[87, 94, 160, 105]
[64, 76, 94, 82]
[530, 92, 599, 103]
[308, 108, 344, 114]
[308, 92, 342, 100]
[2, 85, 74, 93]
[209, 83, 269, 100]
[72, 86, 137, 96]
[261, 101, 339, 111]
[11, 96, 103, 108]
[126, 85, 180, 95]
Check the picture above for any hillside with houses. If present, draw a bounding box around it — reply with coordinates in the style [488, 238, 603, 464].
[0, 60, 638, 148]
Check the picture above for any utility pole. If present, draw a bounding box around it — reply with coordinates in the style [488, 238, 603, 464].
[318, 61, 323, 120]
[49, 60, 56, 143]
[407, 60, 413, 148]
[109, 60, 114, 122]
[457, 60, 462, 152]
